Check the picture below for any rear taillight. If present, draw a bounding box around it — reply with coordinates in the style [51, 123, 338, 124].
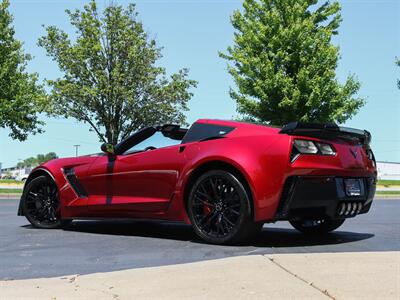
[290, 139, 336, 162]
[293, 140, 318, 154]
[365, 148, 376, 167]
[315, 142, 336, 156]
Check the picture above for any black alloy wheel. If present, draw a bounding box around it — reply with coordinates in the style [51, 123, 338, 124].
[187, 170, 262, 245]
[22, 175, 69, 229]
[289, 218, 345, 235]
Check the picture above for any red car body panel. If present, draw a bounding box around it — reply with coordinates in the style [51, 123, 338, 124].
[22, 119, 377, 224]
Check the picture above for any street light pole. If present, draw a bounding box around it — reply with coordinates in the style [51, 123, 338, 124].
[73, 145, 81, 157]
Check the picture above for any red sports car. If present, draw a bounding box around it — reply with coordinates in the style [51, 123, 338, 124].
[18, 119, 377, 244]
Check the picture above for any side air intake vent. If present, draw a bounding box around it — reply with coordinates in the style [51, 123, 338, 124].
[63, 168, 88, 198]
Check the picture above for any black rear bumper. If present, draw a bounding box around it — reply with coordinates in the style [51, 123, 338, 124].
[274, 176, 376, 221]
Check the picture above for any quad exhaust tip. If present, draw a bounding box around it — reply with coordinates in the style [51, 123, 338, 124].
[337, 201, 364, 216]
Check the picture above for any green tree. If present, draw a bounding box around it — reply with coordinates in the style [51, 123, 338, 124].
[220, 0, 364, 126]
[16, 152, 58, 168]
[0, 0, 45, 140]
[39, 1, 197, 145]
[39, 152, 57, 164]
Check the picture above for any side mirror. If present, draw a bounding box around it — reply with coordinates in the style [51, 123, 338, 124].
[101, 143, 115, 155]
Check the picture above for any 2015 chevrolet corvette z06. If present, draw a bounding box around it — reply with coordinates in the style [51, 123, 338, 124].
[18, 119, 377, 245]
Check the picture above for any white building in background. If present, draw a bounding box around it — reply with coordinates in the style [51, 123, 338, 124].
[377, 161, 400, 180]
[0, 166, 32, 181]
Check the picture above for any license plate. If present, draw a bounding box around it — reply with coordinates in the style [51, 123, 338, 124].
[344, 179, 363, 197]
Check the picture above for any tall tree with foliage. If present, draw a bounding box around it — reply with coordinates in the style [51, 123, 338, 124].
[39, 1, 197, 145]
[220, 0, 364, 125]
[0, 0, 45, 140]
[16, 152, 58, 168]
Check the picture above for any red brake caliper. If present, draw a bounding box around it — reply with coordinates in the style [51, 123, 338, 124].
[202, 199, 212, 215]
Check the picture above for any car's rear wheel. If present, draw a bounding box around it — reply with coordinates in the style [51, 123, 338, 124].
[289, 219, 345, 235]
[22, 175, 69, 229]
[187, 170, 262, 245]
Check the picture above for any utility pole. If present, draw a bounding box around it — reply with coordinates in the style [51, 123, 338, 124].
[73, 145, 81, 157]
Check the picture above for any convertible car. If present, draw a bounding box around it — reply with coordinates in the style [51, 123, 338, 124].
[18, 119, 377, 244]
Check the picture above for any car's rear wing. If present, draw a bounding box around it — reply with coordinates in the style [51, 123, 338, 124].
[279, 122, 371, 146]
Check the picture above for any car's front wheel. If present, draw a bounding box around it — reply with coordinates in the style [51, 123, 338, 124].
[187, 170, 262, 245]
[22, 175, 70, 229]
[289, 219, 345, 235]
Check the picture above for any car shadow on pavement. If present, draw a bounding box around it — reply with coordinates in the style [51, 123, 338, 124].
[56, 220, 374, 248]
[251, 228, 374, 248]
[61, 220, 196, 242]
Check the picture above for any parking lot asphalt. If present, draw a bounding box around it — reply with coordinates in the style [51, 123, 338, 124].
[1, 198, 399, 280]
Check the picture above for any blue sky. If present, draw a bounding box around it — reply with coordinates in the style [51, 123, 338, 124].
[0, 0, 399, 168]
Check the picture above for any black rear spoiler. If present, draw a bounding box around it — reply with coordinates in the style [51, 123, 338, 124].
[279, 122, 371, 146]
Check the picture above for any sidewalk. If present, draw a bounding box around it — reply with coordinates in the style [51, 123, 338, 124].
[1, 251, 398, 299]
[0, 183, 23, 189]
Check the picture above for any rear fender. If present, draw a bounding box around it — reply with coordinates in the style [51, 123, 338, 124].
[176, 135, 292, 222]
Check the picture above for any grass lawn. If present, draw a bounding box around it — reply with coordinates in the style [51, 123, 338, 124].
[377, 180, 400, 186]
[375, 190, 400, 196]
[0, 179, 22, 184]
[0, 188, 22, 194]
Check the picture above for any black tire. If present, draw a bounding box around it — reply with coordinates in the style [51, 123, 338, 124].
[187, 170, 260, 245]
[22, 175, 70, 229]
[289, 219, 345, 235]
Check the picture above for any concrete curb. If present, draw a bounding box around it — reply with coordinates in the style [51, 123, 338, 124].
[0, 194, 21, 199]
[374, 195, 400, 199]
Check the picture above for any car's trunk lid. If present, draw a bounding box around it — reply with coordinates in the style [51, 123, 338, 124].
[279, 122, 371, 146]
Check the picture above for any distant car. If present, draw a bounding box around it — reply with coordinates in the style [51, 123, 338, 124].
[15, 174, 28, 182]
[18, 119, 377, 244]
